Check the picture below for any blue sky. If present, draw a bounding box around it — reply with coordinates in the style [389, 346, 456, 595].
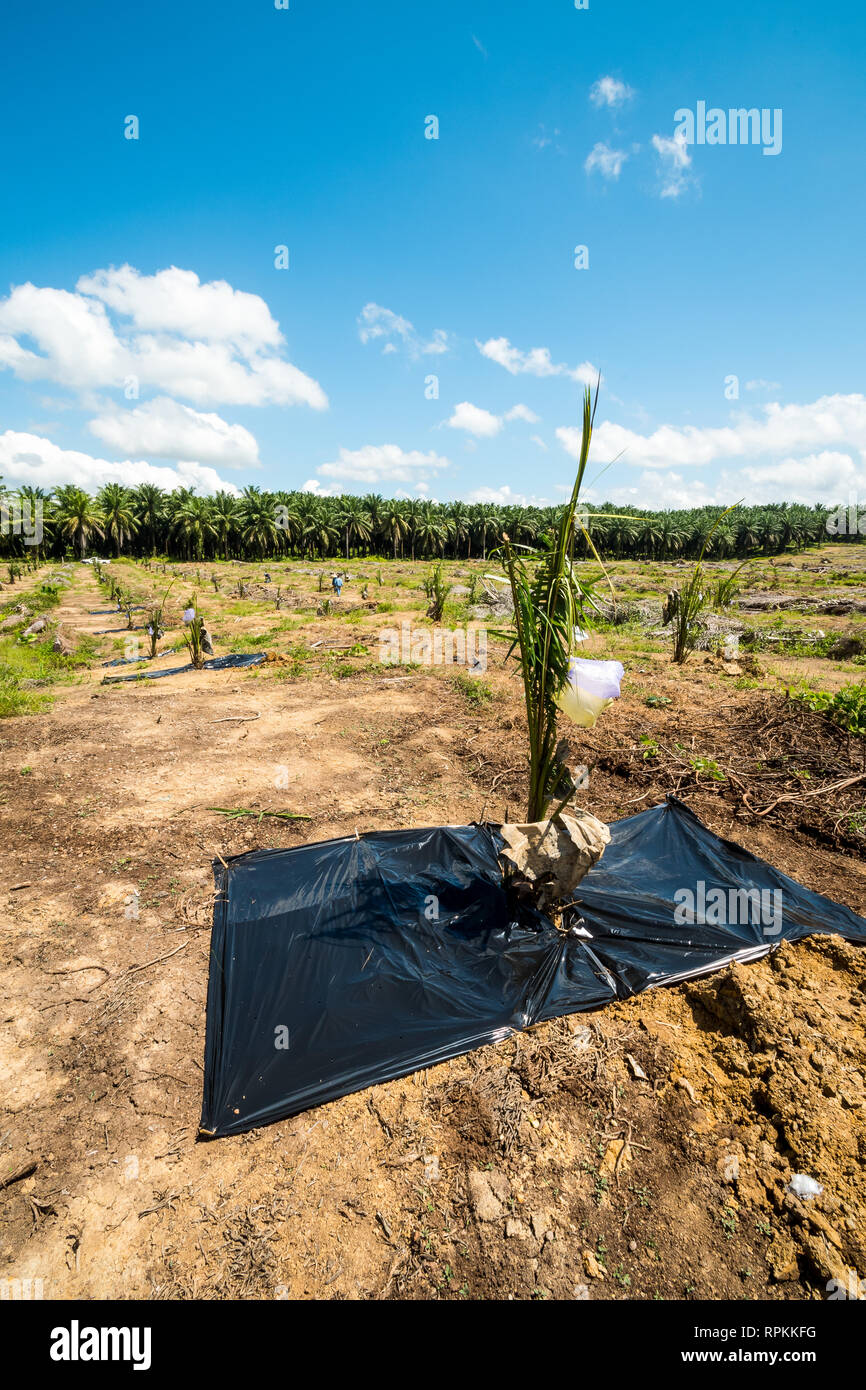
[1, 0, 864, 510]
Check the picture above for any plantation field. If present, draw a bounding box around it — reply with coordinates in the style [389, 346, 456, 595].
[1, 545, 865, 1301]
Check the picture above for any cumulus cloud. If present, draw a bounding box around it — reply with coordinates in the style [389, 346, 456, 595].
[582, 451, 866, 510]
[464, 484, 552, 506]
[734, 452, 866, 505]
[590, 76, 635, 108]
[76, 265, 283, 353]
[447, 402, 502, 437]
[584, 142, 630, 180]
[0, 430, 240, 495]
[314, 443, 452, 486]
[357, 302, 449, 358]
[651, 130, 694, 198]
[88, 397, 260, 467]
[0, 268, 327, 410]
[558, 394, 866, 471]
[446, 400, 541, 437]
[582, 470, 722, 511]
[477, 337, 598, 385]
[0, 285, 125, 391]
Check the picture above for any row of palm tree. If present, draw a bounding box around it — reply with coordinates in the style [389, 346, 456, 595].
[0, 478, 858, 565]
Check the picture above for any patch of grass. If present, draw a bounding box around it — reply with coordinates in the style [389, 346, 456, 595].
[0, 633, 89, 717]
[450, 671, 494, 706]
[222, 600, 260, 616]
[226, 631, 273, 653]
[441, 598, 471, 625]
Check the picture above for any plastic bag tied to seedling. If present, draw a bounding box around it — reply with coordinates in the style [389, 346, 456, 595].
[556, 657, 625, 729]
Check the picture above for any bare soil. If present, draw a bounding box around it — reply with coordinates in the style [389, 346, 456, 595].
[1, 557, 864, 1301]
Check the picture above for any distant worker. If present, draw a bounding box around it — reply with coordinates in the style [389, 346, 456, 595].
[333, 574, 343, 598]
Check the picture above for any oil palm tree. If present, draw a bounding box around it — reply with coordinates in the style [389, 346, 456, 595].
[97, 483, 138, 556]
[131, 483, 164, 557]
[237, 491, 278, 558]
[209, 491, 239, 560]
[53, 485, 105, 559]
[171, 495, 215, 561]
[381, 501, 408, 560]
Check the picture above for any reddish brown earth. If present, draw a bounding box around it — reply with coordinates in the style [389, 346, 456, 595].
[1, 562, 864, 1301]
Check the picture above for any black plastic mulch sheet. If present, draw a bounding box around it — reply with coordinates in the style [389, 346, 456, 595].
[199, 797, 866, 1137]
[102, 652, 266, 682]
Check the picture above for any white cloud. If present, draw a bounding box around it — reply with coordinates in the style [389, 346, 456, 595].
[76, 265, 282, 353]
[583, 451, 866, 510]
[531, 435, 548, 451]
[357, 302, 449, 358]
[0, 430, 240, 495]
[558, 394, 866, 471]
[301, 478, 343, 497]
[583, 470, 721, 511]
[651, 130, 693, 198]
[0, 270, 327, 410]
[477, 337, 599, 385]
[590, 76, 635, 108]
[464, 484, 551, 506]
[735, 451, 866, 505]
[445, 401, 540, 436]
[88, 397, 260, 467]
[0, 285, 125, 391]
[127, 336, 327, 408]
[584, 142, 630, 180]
[316, 443, 452, 486]
[447, 401, 503, 437]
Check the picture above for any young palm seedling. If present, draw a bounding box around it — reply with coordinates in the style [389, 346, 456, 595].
[671, 505, 739, 664]
[120, 591, 137, 629]
[426, 562, 452, 622]
[182, 594, 212, 669]
[494, 384, 624, 824]
[145, 582, 174, 659]
[712, 559, 752, 609]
